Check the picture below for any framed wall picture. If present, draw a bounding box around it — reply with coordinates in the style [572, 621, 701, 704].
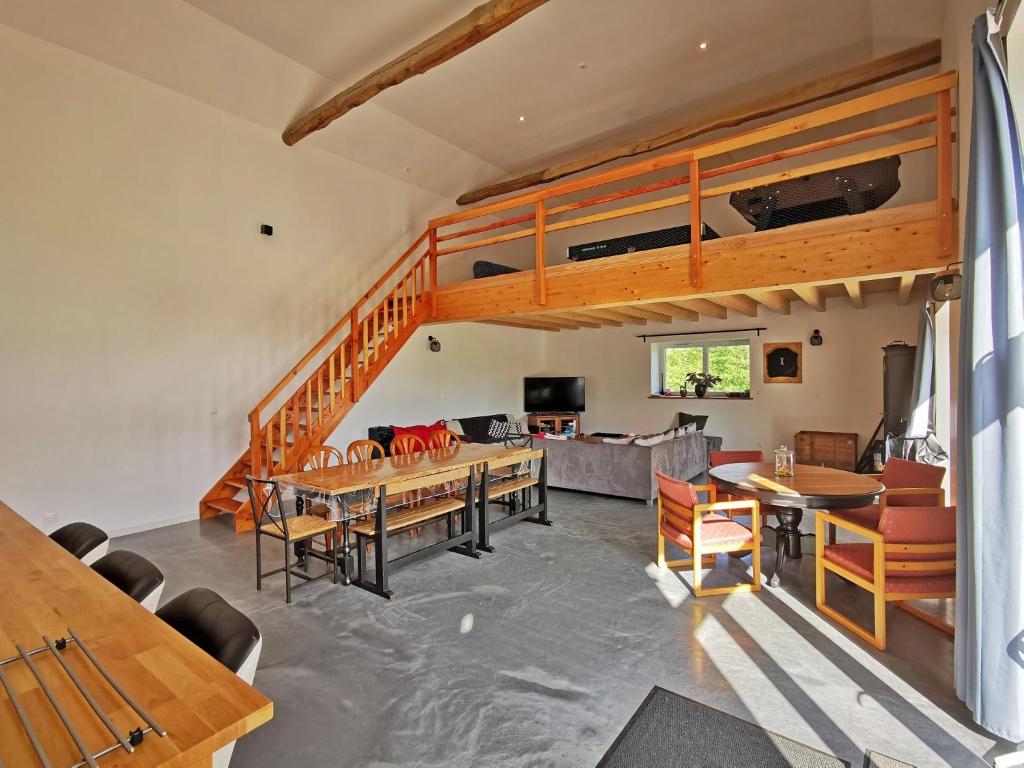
[764, 342, 803, 383]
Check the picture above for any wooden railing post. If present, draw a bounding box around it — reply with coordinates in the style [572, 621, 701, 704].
[937, 87, 954, 260]
[535, 201, 547, 305]
[248, 412, 262, 479]
[428, 227, 438, 315]
[350, 306, 361, 402]
[689, 157, 702, 288]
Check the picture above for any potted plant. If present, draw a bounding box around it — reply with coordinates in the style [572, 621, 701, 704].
[685, 372, 722, 398]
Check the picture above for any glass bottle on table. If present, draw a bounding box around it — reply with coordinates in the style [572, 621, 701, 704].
[774, 445, 795, 477]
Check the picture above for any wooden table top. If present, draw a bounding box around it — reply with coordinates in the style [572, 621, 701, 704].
[0, 500, 273, 767]
[274, 442, 539, 496]
[708, 462, 884, 509]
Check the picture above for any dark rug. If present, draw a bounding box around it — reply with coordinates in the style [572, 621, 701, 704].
[596, 686, 850, 768]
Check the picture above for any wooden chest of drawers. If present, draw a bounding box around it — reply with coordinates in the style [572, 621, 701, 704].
[794, 431, 858, 471]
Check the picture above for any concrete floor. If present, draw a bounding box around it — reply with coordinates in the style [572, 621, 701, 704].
[116, 490, 1000, 767]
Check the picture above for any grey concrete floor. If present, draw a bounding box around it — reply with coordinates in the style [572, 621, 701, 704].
[116, 490, 1000, 767]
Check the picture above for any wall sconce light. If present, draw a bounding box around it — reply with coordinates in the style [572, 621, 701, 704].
[931, 261, 963, 302]
[428, 335, 441, 353]
[260, 224, 273, 236]
[809, 329, 823, 346]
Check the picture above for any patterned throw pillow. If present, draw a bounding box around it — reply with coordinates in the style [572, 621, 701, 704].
[487, 419, 511, 440]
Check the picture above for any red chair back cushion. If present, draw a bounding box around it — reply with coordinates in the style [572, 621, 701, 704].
[880, 458, 946, 505]
[877, 505, 956, 576]
[710, 450, 763, 467]
[655, 471, 699, 523]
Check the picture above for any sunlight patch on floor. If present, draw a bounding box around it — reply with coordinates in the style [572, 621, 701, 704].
[644, 561, 693, 607]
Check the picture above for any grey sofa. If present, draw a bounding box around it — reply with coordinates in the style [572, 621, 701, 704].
[542, 431, 721, 503]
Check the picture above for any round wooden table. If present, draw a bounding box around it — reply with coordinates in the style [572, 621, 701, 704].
[708, 462, 884, 586]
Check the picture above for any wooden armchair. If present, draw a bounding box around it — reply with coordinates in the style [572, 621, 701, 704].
[815, 505, 956, 650]
[655, 471, 762, 597]
[827, 458, 945, 542]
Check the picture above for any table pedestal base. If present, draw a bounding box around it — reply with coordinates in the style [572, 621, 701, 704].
[762, 508, 815, 587]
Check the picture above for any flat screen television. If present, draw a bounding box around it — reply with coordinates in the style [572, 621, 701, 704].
[524, 376, 585, 413]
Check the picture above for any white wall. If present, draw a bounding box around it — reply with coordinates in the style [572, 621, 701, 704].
[0, 23, 460, 535]
[328, 323, 545, 450]
[537, 292, 921, 457]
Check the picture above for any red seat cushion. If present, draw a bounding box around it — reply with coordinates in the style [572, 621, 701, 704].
[661, 514, 754, 550]
[823, 543, 955, 594]
[710, 450, 764, 467]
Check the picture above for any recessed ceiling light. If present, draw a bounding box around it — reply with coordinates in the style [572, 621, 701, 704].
[519, 115, 526, 122]
[699, 41, 708, 50]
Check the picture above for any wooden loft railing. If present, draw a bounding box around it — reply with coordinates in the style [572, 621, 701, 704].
[202, 69, 956, 531]
[426, 70, 957, 321]
[200, 231, 431, 530]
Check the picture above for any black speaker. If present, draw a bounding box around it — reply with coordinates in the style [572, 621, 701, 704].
[882, 342, 916, 437]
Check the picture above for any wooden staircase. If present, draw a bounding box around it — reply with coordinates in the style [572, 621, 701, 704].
[201, 233, 433, 532]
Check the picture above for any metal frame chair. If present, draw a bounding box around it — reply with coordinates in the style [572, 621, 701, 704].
[246, 477, 338, 604]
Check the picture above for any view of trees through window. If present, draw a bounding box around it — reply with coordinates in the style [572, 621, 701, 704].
[662, 341, 750, 393]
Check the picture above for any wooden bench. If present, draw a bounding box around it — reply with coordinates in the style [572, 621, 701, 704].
[350, 495, 464, 537]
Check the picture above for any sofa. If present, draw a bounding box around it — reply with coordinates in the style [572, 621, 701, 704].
[368, 413, 525, 455]
[541, 430, 721, 503]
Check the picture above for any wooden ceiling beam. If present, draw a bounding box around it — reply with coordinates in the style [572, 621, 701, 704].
[616, 306, 673, 323]
[456, 39, 941, 205]
[515, 314, 581, 329]
[282, 0, 549, 145]
[793, 285, 826, 312]
[748, 290, 791, 314]
[480, 319, 560, 332]
[671, 299, 728, 320]
[583, 308, 647, 326]
[709, 294, 759, 317]
[560, 311, 621, 327]
[644, 302, 699, 321]
[542, 312, 602, 328]
[843, 279, 865, 308]
[898, 274, 917, 304]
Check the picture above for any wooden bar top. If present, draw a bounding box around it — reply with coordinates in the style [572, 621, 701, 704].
[274, 442, 540, 496]
[0, 500, 273, 767]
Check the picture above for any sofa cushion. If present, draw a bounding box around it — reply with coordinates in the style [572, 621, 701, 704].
[678, 412, 709, 431]
[457, 414, 508, 441]
[393, 420, 445, 446]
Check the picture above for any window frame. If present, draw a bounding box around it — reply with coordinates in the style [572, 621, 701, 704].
[656, 338, 752, 395]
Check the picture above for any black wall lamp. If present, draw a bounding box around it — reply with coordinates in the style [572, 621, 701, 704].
[428, 335, 441, 353]
[931, 261, 963, 302]
[810, 329, 823, 346]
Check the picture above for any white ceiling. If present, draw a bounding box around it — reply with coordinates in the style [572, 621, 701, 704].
[184, 0, 947, 172]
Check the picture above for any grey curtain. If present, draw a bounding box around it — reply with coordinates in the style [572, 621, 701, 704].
[907, 303, 935, 439]
[955, 10, 1024, 742]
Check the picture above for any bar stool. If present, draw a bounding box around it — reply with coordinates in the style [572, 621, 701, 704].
[91, 550, 165, 612]
[49, 522, 109, 565]
[156, 588, 262, 768]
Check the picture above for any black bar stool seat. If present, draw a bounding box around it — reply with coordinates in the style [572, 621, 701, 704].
[49, 522, 109, 564]
[91, 550, 165, 611]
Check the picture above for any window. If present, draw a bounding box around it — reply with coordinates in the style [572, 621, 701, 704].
[656, 339, 751, 396]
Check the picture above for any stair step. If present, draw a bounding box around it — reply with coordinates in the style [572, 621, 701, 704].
[207, 496, 242, 514]
[225, 476, 248, 490]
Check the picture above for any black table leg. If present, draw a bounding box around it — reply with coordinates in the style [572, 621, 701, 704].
[534, 449, 551, 526]
[477, 463, 495, 553]
[293, 494, 306, 565]
[765, 508, 817, 587]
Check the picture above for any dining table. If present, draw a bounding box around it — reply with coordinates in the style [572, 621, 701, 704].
[708, 462, 884, 586]
[0, 499, 273, 768]
[273, 442, 549, 599]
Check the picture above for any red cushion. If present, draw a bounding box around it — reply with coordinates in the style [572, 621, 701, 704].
[710, 450, 763, 467]
[655, 471, 700, 509]
[878, 505, 956, 543]
[832, 504, 882, 530]
[823, 543, 956, 594]
[661, 514, 753, 550]
[393, 420, 445, 446]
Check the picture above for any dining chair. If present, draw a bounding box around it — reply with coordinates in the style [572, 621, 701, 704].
[428, 428, 461, 449]
[299, 444, 344, 469]
[815, 505, 956, 650]
[347, 439, 385, 463]
[156, 587, 262, 768]
[708, 450, 778, 524]
[391, 433, 427, 456]
[655, 471, 762, 597]
[246, 477, 338, 604]
[826, 458, 946, 542]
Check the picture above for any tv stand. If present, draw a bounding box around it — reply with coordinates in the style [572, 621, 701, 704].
[528, 412, 581, 436]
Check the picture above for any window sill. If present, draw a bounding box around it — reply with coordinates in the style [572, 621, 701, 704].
[648, 394, 753, 401]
